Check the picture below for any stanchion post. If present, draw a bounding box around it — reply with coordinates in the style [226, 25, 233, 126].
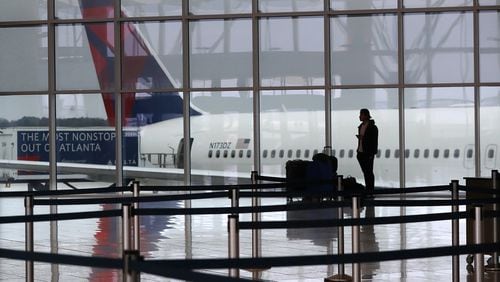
[251, 171, 261, 260]
[325, 175, 352, 281]
[451, 180, 460, 282]
[337, 175, 345, 277]
[489, 170, 499, 270]
[474, 205, 484, 282]
[132, 181, 140, 253]
[25, 195, 34, 282]
[352, 196, 361, 282]
[123, 250, 140, 282]
[122, 204, 132, 280]
[228, 214, 240, 278]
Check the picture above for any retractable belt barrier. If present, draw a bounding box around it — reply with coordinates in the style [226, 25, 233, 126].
[2, 170, 500, 281]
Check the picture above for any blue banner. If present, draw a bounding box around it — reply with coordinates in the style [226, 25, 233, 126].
[17, 130, 138, 166]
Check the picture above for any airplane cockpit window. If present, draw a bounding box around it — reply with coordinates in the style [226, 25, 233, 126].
[348, 149, 353, 158]
[279, 149, 284, 158]
[395, 149, 400, 158]
[287, 149, 293, 158]
[424, 149, 430, 158]
[223, 150, 228, 158]
[376, 149, 381, 158]
[414, 149, 420, 158]
[231, 150, 236, 158]
[339, 149, 345, 158]
[247, 150, 252, 158]
[271, 149, 276, 158]
[444, 149, 450, 158]
[405, 149, 410, 158]
[216, 150, 221, 158]
[296, 150, 301, 158]
[208, 150, 213, 158]
[263, 150, 268, 158]
[433, 149, 440, 158]
[304, 149, 310, 158]
[454, 149, 460, 158]
[385, 149, 390, 158]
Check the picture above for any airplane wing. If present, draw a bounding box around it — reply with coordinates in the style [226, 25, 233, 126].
[0, 159, 253, 186]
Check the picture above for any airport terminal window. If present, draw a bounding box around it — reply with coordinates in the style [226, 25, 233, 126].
[405, 149, 410, 158]
[433, 149, 440, 158]
[424, 149, 430, 158]
[395, 149, 400, 158]
[263, 150, 268, 158]
[216, 150, 221, 158]
[279, 149, 284, 158]
[288, 149, 293, 158]
[223, 150, 228, 158]
[454, 149, 460, 158]
[231, 150, 236, 158]
[348, 149, 353, 158]
[271, 149, 276, 158]
[304, 149, 310, 159]
[239, 150, 244, 158]
[296, 150, 301, 158]
[247, 150, 252, 158]
[444, 149, 450, 158]
[208, 150, 213, 158]
[414, 149, 420, 158]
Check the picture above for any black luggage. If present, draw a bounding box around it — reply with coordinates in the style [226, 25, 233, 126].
[285, 159, 311, 192]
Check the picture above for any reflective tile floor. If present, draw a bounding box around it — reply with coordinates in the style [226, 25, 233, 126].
[0, 183, 499, 281]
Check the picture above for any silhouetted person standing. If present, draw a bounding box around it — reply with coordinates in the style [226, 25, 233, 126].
[356, 109, 378, 193]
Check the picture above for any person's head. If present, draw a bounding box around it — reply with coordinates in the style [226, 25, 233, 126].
[359, 108, 371, 122]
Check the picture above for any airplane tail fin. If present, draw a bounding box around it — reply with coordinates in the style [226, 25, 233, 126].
[80, 0, 201, 126]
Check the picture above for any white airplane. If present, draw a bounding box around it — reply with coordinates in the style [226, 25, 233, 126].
[0, 2, 498, 188]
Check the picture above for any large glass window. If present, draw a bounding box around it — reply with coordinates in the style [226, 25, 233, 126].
[55, 94, 118, 170]
[0, 95, 48, 174]
[259, 0, 324, 12]
[404, 0, 472, 8]
[479, 11, 500, 83]
[189, 91, 253, 184]
[0, 26, 48, 91]
[332, 88, 399, 187]
[56, 24, 107, 91]
[331, 14, 398, 85]
[405, 87, 474, 186]
[0, 0, 47, 21]
[261, 90, 324, 176]
[480, 87, 500, 177]
[56, 0, 113, 19]
[122, 21, 183, 90]
[190, 0, 251, 15]
[122, 0, 182, 17]
[260, 17, 324, 87]
[404, 12, 474, 84]
[190, 19, 252, 88]
[332, 0, 397, 10]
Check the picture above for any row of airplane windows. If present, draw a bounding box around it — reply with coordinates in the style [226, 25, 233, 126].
[208, 148, 496, 160]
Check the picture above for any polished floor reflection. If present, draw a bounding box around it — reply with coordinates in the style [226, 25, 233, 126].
[0, 184, 499, 281]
